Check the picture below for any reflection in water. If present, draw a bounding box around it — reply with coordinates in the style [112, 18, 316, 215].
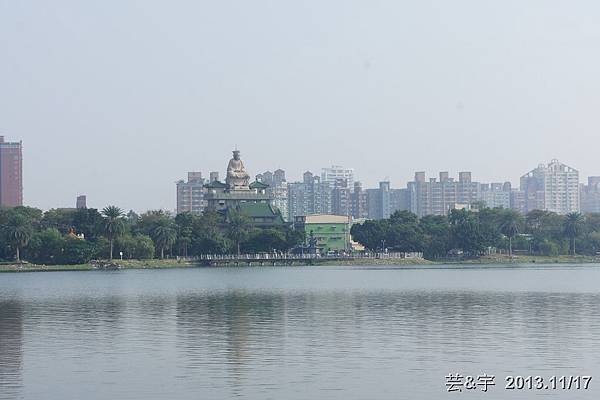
[176, 292, 287, 396]
[1, 267, 600, 400]
[0, 301, 23, 400]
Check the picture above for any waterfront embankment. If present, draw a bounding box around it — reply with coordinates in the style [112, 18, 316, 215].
[3, 254, 600, 272]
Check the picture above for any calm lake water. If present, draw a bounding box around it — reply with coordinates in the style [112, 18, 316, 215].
[1, 264, 600, 400]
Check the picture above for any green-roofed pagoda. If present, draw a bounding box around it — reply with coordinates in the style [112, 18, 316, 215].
[228, 202, 285, 227]
[204, 149, 285, 226]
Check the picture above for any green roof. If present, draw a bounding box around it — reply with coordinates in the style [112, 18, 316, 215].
[249, 180, 269, 189]
[204, 180, 227, 189]
[235, 202, 285, 225]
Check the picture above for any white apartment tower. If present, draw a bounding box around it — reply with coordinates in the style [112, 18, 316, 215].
[520, 159, 579, 214]
[321, 165, 354, 191]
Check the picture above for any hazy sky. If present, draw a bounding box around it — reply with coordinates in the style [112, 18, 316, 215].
[1, 1, 599, 212]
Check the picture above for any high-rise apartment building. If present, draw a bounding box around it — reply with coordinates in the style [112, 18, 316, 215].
[407, 171, 482, 217]
[257, 169, 288, 221]
[76, 195, 87, 209]
[331, 178, 351, 217]
[287, 171, 332, 220]
[520, 160, 579, 214]
[479, 182, 511, 209]
[176, 171, 206, 215]
[510, 190, 527, 214]
[0, 136, 23, 207]
[390, 188, 410, 214]
[456, 172, 481, 205]
[581, 177, 600, 214]
[365, 181, 409, 219]
[321, 165, 354, 191]
[351, 181, 367, 219]
[273, 169, 286, 185]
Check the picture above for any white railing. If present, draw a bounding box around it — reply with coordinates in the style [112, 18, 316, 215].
[177, 252, 423, 261]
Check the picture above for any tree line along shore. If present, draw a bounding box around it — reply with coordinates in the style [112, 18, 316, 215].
[1, 205, 600, 272]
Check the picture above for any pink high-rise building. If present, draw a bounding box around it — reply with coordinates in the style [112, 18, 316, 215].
[0, 136, 23, 207]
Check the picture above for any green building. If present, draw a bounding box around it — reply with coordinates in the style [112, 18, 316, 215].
[294, 214, 351, 253]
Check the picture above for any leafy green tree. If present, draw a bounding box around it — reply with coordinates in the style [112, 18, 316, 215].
[538, 239, 560, 256]
[242, 228, 287, 253]
[1, 206, 43, 229]
[175, 212, 196, 257]
[115, 234, 137, 259]
[525, 210, 565, 254]
[134, 235, 155, 259]
[564, 212, 584, 255]
[72, 208, 104, 239]
[386, 211, 423, 252]
[499, 209, 523, 257]
[102, 206, 125, 260]
[151, 219, 177, 259]
[419, 215, 450, 259]
[4, 214, 33, 262]
[134, 210, 171, 236]
[189, 210, 229, 255]
[93, 237, 110, 260]
[285, 228, 305, 251]
[449, 209, 483, 256]
[584, 213, 600, 233]
[61, 238, 96, 264]
[351, 219, 385, 251]
[41, 209, 76, 233]
[477, 208, 504, 248]
[227, 209, 252, 255]
[26, 228, 65, 264]
[0, 207, 42, 261]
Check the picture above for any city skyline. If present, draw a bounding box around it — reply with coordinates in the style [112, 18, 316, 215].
[3, 2, 600, 210]
[175, 155, 598, 220]
[4, 134, 600, 214]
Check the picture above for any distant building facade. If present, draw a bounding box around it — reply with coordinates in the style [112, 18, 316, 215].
[407, 171, 481, 217]
[365, 181, 409, 219]
[76, 195, 87, 209]
[0, 136, 23, 207]
[479, 182, 511, 209]
[510, 190, 527, 214]
[520, 159, 579, 214]
[176, 171, 206, 215]
[331, 178, 351, 217]
[581, 176, 600, 214]
[257, 169, 288, 221]
[321, 165, 354, 191]
[367, 181, 391, 219]
[351, 181, 367, 219]
[287, 172, 332, 220]
[405, 171, 516, 216]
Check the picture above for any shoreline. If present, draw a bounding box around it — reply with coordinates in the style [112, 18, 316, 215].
[2, 255, 600, 273]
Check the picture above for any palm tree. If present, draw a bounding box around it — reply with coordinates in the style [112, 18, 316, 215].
[102, 206, 125, 260]
[500, 210, 522, 258]
[177, 227, 192, 257]
[6, 215, 32, 262]
[227, 210, 251, 256]
[152, 221, 177, 259]
[564, 212, 584, 255]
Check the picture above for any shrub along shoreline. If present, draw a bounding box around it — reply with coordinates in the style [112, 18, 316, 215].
[3, 204, 600, 269]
